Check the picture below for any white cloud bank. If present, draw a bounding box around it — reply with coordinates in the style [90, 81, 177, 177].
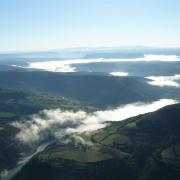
[109, 72, 129, 76]
[144, 55, 180, 61]
[11, 55, 180, 73]
[146, 75, 180, 88]
[12, 99, 178, 144]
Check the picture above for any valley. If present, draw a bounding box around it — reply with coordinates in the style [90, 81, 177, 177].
[0, 49, 180, 180]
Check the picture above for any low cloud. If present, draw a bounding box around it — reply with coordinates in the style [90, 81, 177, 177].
[12, 99, 177, 144]
[26, 59, 134, 72]
[28, 61, 76, 72]
[146, 75, 180, 88]
[11, 55, 180, 72]
[144, 55, 180, 61]
[109, 72, 129, 77]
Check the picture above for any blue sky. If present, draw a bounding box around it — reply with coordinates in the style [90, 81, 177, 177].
[0, 0, 180, 52]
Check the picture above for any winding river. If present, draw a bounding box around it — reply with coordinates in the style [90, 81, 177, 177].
[1, 142, 51, 180]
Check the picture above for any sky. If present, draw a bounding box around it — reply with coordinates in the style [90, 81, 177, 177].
[0, 0, 180, 52]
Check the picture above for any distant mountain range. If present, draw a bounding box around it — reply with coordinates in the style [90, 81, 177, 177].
[0, 47, 180, 59]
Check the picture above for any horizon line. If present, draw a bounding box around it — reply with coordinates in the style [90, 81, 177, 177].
[1, 45, 180, 55]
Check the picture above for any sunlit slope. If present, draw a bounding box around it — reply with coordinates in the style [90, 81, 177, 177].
[14, 103, 180, 180]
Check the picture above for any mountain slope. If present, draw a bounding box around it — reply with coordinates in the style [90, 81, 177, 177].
[13, 103, 180, 180]
[0, 88, 95, 176]
[0, 71, 179, 108]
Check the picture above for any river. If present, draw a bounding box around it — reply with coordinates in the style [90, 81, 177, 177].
[1, 142, 51, 180]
